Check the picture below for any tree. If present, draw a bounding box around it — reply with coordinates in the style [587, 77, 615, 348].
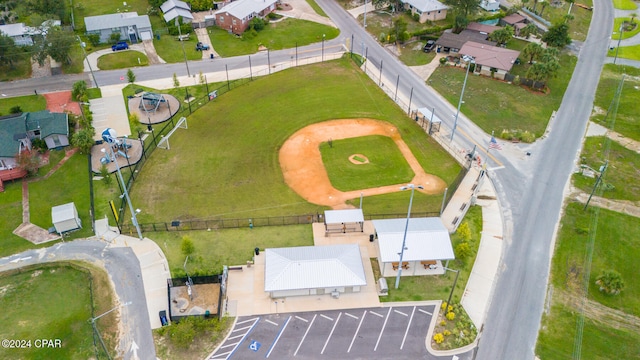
[453, 14, 469, 33]
[126, 69, 136, 84]
[630, 13, 637, 25]
[538, 0, 549, 17]
[0, 34, 20, 67]
[520, 23, 538, 39]
[71, 127, 96, 154]
[15, 150, 41, 175]
[87, 33, 101, 47]
[443, 0, 481, 17]
[110, 32, 122, 44]
[595, 270, 625, 295]
[522, 42, 544, 64]
[72, 80, 87, 101]
[542, 22, 571, 48]
[173, 73, 180, 88]
[488, 26, 514, 45]
[525, 62, 548, 82]
[27, 0, 66, 21]
[45, 27, 76, 65]
[532, 0, 539, 13]
[249, 17, 266, 31]
[100, 164, 112, 185]
[181, 236, 195, 257]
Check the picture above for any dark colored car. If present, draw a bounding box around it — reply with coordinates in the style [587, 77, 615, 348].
[196, 42, 210, 51]
[423, 40, 436, 53]
[112, 41, 129, 51]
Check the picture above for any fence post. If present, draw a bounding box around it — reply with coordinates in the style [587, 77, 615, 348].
[407, 87, 413, 115]
[268, 49, 271, 74]
[394, 74, 400, 102]
[249, 56, 253, 81]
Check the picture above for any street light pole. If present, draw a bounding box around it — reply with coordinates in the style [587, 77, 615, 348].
[77, 36, 98, 88]
[395, 184, 424, 289]
[613, 24, 623, 65]
[451, 56, 474, 142]
[176, 17, 191, 77]
[363, 0, 367, 28]
[322, 34, 325, 61]
[444, 267, 460, 308]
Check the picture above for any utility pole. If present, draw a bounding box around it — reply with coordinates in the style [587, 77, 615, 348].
[77, 36, 98, 88]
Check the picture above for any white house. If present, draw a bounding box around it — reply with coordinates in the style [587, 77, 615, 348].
[84, 12, 153, 43]
[160, 0, 194, 23]
[400, 0, 448, 23]
[0, 23, 34, 46]
[264, 244, 367, 298]
[480, 0, 500, 12]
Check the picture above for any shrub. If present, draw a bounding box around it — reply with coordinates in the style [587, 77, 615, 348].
[440, 320, 446, 326]
[456, 221, 471, 242]
[10, 105, 22, 114]
[595, 270, 625, 295]
[441, 302, 448, 310]
[455, 242, 471, 260]
[433, 333, 444, 344]
[379, 32, 387, 42]
[181, 236, 195, 257]
[100, 164, 112, 185]
[87, 33, 100, 46]
[443, 329, 451, 336]
[110, 32, 121, 44]
[249, 17, 266, 31]
[446, 312, 455, 321]
[31, 138, 47, 153]
[439, 57, 447, 65]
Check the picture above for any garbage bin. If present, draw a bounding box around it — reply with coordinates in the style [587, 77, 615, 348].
[210, 53, 214, 59]
[369, 234, 374, 242]
[254, 247, 260, 256]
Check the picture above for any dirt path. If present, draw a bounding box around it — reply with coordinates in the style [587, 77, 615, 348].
[555, 289, 640, 333]
[279, 119, 447, 208]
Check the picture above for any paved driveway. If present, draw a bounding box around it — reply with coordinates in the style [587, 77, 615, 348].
[209, 304, 473, 360]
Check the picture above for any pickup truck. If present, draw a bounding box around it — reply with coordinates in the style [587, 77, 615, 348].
[112, 41, 129, 51]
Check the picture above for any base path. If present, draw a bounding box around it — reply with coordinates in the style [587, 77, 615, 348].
[279, 119, 446, 208]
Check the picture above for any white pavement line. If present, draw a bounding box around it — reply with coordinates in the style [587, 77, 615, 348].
[321, 312, 342, 354]
[488, 166, 505, 171]
[418, 309, 432, 315]
[348, 310, 367, 353]
[394, 309, 408, 316]
[220, 342, 238, 349]
[374, 307, 392, 351]
[227, 334, 244, 340]
[294, 314, 317, 356]
[345, 312, 359, 320]
[236, 317, 259, 325]
[370, 310, 384, 318]
[209, 350, 231, 359]
[266, 316, 291, 358]
[225, 317, 260, 359]
[233, 325, 253, 332]
[400, 307, 416, 350]
[265, 319, 279, 326]
[320, 314, 334, 321]
[295, 315, 309, 322]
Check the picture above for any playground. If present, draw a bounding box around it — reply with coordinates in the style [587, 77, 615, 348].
[127, 92, 180, 125]
[90, 137, 143, 174]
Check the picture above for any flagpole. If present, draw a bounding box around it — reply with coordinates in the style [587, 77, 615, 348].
[488, 130, 494, 152]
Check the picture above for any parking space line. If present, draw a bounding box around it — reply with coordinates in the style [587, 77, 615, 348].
[400, 306, 416, 350]
[233, 325, 253, 332]
[418, 309, 432, 315]
[394, 309, 408, 316]
[374, 307, 392, 351]
[265, 315, 291, 358]
[321, 312, 342, 354]
[209, 349, 231, 359]
[345, 312, 358, 320]
[320, 314, 333, 321]
[265, 319, 279, 326]
[227, 334, 244, 340]
[220, 342, 239, 349]
[236, 318, 258, 326]
[369, 310, 384, 318]
[294, 314, 317, 356]
[348, 310, 367, 353]
[295, 316, 308, 322]
[226, 317, 260, 359]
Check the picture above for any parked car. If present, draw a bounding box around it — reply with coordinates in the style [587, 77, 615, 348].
[112, 41, 129, 51]
[423, 40, 436, 53]
[196, 42, 210, 51]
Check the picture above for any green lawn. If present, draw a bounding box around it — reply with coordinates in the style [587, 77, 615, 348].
[0, 265, 105, 359]
[208, 19, 340, 57]
[612, 0, 638, 10]
[97, 51, 149, 70]
[532, 0, 593, 41]
[305, 0, 328, 17]
[608, 43, 640, 61]
[0, 52, 32, 81]
[537, 202, 640, 358]
[590, 64, 640, 141]
[0, 95, 47, 115]
[123, 58, 461, 224]
[320, 135, 415, 191]
[613, 18, 640, 40]
[429, 53, 577, 140]
[152, 35, 203, 63]
[398, 41, 436, 66]
[73, 0, 150, 32]
[149, 225, 314, 276]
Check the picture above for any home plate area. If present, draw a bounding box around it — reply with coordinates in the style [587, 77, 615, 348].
[208, 305, 474, 360]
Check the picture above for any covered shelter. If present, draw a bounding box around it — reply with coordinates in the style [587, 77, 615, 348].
[51, 202, 82, 234]
[323, 208, 364, 233]
[372, 218, 454, 277]
[264, 244, 367, 298]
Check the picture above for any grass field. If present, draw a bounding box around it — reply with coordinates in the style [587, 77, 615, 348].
[97, 51, 149, 70]
[73, 0, 150, 31]
[152, 35, 203, 63]
[320, 135, 414, 191]
[0, 95, 47, 115]
[539, 0, 593, 41]
[208, 19, 340, 57]
[398, 41, 436, 66]
[613, 17, 640, 40]
[613, 0, 638, 10]
[608, 43, 640, 61]
[0, 264, 113, 359]
[429, 52, 577, 140]
[125, 58, 461, 224]
[536, 202, 640, 358]
[305, 0, 328, 17]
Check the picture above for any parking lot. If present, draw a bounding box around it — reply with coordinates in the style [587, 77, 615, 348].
[209, 304, 473, 360]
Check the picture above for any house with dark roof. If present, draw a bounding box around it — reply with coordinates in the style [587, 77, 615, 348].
[160, 0, 194, 23]
[214, 0, 279, 34]
[466, 22, 502, 36]
[459, 41, 520, 80]
[84, 12, 153, 43]
[0, 111, 69, 170]
[400, 0, 448, 23]
[435, 30, 496, 53]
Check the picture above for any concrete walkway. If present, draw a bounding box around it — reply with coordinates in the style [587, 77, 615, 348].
[276, 0, 336, 27]
[84, 42, 165, 72]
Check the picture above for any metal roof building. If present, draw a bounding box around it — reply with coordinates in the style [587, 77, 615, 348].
[160, 0, 194, 23]
[323, 208, 365, 233]
[264, 244, 367, 298]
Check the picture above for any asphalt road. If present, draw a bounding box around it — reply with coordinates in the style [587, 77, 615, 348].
[0, 240, 156, 360]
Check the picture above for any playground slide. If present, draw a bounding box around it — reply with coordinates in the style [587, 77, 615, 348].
[117, 150, 129, 159]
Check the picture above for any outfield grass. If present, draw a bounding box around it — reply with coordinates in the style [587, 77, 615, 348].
[612, 0, 638, 10]
[0, 265, 106, 359]
[0, 94, 47, 115]
[97, 51, 149, 70]
[126, 58, 461, 224]
[613, 18, 640, 40]
[320, 135, 414, 191]
[149, 225, 314, 276]
[208, 19, 340, 57]
[590, 64, 640, 141]
[429, 52, 577, 140]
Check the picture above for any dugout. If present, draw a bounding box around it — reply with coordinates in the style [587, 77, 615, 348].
[324, 209, 364, 233]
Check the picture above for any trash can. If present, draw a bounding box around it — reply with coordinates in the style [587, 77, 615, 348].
[210, 53, 214, 59]
[255, 247, 260, 256]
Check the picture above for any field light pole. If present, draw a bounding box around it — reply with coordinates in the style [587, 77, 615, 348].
[451, 55, 474, 142]
[395, 184, 424, 289]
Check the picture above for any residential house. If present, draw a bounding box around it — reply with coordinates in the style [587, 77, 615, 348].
[500, 13, 527, 35]
[466, 22, 502, 36]
[0, 23, 34, 46]
[160, 0, 194, 23]
[479, 0, 500, 12]
[459, 41, 520, 80]
[214, 0, 279, 34]
[0, 111, 69, 170]
[401, 0, 448, 23]
[435, 29, 496, 53]
[84, 12, 153, 43]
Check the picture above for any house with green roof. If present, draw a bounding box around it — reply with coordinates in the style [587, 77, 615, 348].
[0, 110, 69, 170]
